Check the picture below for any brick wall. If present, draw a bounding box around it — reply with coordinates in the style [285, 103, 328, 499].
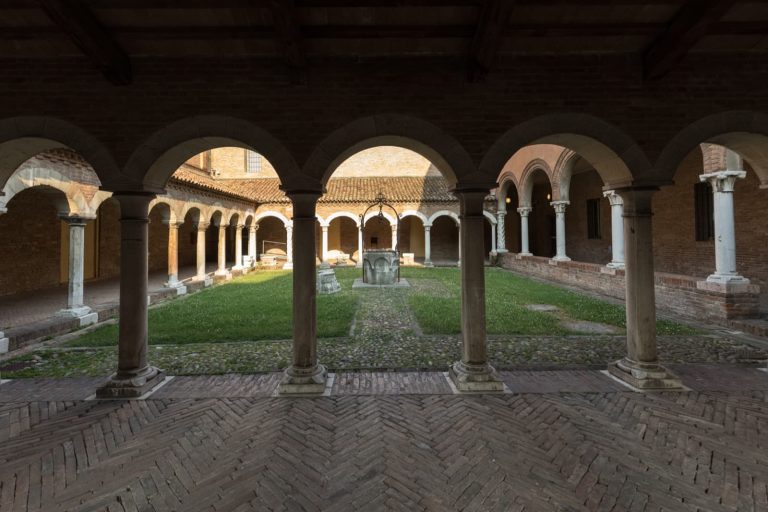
[0, 188, 61, 296]
[257, 217, 287, 257]
[97, 199, 120, 279]
[148, 208, 168, 272]
[431, 216, 458, 262]
[565, 169, 612, 264]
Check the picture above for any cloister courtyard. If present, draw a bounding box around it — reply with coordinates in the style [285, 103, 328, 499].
[3, 267, 764, 380]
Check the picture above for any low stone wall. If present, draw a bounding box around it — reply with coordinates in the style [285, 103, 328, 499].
[498, 253, 761, 325]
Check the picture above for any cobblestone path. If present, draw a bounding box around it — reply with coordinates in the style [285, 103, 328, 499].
[2, 368, 768, 511]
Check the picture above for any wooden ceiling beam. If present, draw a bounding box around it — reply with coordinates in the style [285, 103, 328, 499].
[269, 0, 307, 84]
[467, 0, 515, 82]
[35, 0, 131, 85]
[643, 0, 737, 80]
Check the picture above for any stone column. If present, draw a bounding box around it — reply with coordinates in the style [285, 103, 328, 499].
[233, 224, 244, 270]
[57, 216, 98, 325]
[248, 224, 258, 266]
[195, 222, 210, 284]
[279, 191, 326, 394]
[0, 210, 6, 352]
[423, 224, 434, 267]
[490, 217, 497, 254]
[321, 225, 330, 267]
[215, 223, 228, 277]
[391, 223, 398, 250]
[496, 210, 507, 253]
[449, 189, 503, 392]
[550, 200, 570, 262]
[608, 188, 681, 390]
[164, 220, 187, 294]
[283, 224, 294, 269]
[97, 193, 165, 398]
[604, 191, 625, 268]
[517, 207, 532, 256]
[457, 222, 462, 267]
[701, 169, 748, 284]
[356, 223, 363, 268]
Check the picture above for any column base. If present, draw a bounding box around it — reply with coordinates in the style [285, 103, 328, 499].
[282, 262, 293, 270]
[195, 275, 213, 287]
[56, 307, 99, 327]
[277, 364, 327, 395]
[0, 333, 8, 354]
[551, 255, 571, 263]
[166, 282, 187, 295]
[96, 366, 166, 399]
[607, 358, 683, 391]
[449, 361, 504, 393]
[423, 260, 434, 268]
[606, 261, 625, 269]
[214, 271, 232, 282]
[496, 249, 508, 254]
[706, 273, 750, 285]
[517, 252, 532, 258]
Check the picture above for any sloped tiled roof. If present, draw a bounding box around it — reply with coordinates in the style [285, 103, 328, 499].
[170, 165, 257, 202]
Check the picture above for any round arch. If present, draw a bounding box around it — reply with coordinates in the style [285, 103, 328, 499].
[480, 113, 647, 188]
[519, 160, 554, 207]
[323, 211, 361, 228]
[428, 210, 460, 226]
[182, 205, 203, 224]
[496, 173, 520, 209]
[363, 210, 397, 225]
[244, 213, 255, 227]
[254, 210, 291, 227]
[148, 198, 178, 223]
[0, 116, 119, 191]
[2, 183, 75, 216]
[656, 111, 768, 186]
[304, 114, 475, 186]
[123, 115, 302, 192]
[399, 210, 429, 226]
[483, 211, 497, 225]
[1, 168, 86, 215]
[552, 149, 578, 202]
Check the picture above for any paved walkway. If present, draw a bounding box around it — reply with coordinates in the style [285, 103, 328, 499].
[0, 265, 217, 330]
[1, 366, 768, 511]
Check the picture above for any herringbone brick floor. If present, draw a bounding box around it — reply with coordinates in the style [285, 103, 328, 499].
[1, 367, 767, 511]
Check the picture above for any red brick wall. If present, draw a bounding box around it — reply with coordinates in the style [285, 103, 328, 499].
[529, 182, 554, 257]
[97, 199, 120, 279]
[257, 217, 287, 257]
[431, 216, 458, 262]
[566, 170, 612, 264]
[148, 208, 168, 272]
[0, 188, 62, 296]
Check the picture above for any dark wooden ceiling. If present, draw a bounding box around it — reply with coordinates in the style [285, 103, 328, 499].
[2, 0, 767, 84]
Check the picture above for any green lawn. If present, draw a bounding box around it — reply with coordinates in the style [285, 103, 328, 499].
[67, 266, 696, 349]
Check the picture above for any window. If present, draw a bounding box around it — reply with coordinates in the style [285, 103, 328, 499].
[694, 182, 714, 241]
[246, 150, 262, 174]
[587, 198, 601, 239]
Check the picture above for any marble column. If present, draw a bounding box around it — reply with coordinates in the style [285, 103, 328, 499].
[233, 224, 244, 270]
[164, 220, 186, 294]
[604, 191, 625, 269]
[423, 224, 433, 267]
[356, 223, 363, 268]
[279, 191, 326, 394]
[391, 224, 398, 250]
[97, 192, 165, 398]
[195, 222, 210, 284]
[449, 189, 503, 392]
[283, 224, 294, 269]
[608, 188, 682, 390]
[490, 217, 497, 254]
[700, 169, 748, 284]
[550, 200, 570, 261]
[215, 223, 228, 277]
[517, 207, 532, 256]
[496, 210, 507, 253]
[57, 216, 98, 325]
[321, 225, 330, 266]
[248, 224, 258, 266]
[456, 222, 461, 267]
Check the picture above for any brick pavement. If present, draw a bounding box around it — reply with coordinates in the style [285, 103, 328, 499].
[1, 366, 767, 511]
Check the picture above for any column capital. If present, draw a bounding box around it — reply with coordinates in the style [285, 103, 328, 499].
[550, 200, 569, 213]
[162, 219, 183, 228]
[452, 186, 491, 217]
[700, 170, 746, 193]
[517, 206, 532, 217]
[286, 190, 321, 218]
[321, 225, 329, 232]
[603, 190, 624, 206]
[616, 187, 658, 217]
[234, 223, 246, 230]
[59, 215, 92, 226]
[196, 221, 210, 231]
[113, 192, 156, 220]
[424, 224, 432, 231]
[249, 224, 259, 232]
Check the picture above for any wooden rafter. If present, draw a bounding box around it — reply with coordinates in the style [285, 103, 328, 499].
[467, 0, 515, 82]
[36, 0, 131, 85]
[270, 0, 307, 84]
[643, 0, 737, 80]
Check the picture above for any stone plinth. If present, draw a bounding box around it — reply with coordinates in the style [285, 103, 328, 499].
[362, 249, 399, 285]
[317, 268, 341, 294]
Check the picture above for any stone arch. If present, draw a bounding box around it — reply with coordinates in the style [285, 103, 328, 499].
[399, 210, 429, 226]
[428, 210, 460, 226]
[2, 183, 74, 216]
[123, 115, 301, 193]
[209, 209, 225, 226]
[244, 213, 255, 227]
[180, 203, 204, 223]
[480, 113, 646, 188]
[519, 159, 554, 207]
[363, 210, 397, 225]
[148, 198, 178, 223]
[496, 173, 520, 209]
[0, 116, 119, 192]
[304, 114, 475, 186]
[1, 169, 85, 216]
[552, 149, 578, 202]
[656, 111, 768, 186]
[254, 210, 291, 227]
[323, 211, 360, 228]
[227, 211, 241, 226]
[483, 211, 497, 225]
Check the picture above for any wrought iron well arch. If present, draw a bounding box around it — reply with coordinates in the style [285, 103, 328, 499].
[359, 192, 400, 283]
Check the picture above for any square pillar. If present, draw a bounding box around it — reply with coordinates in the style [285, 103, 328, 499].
[449, 188, 503, 392]
[278, 191, 326, 394]
[607, 188, 682, 390]
[97, 192, 165, 398]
